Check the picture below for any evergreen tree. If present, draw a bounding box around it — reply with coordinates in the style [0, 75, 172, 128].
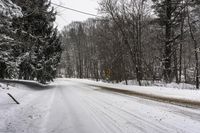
[152, 0, 186, 82]
[12, 0, 62, 83]
[0, 0, 22, 79]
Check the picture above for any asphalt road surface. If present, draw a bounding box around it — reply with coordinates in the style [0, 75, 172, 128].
[1, 79, 200, 133]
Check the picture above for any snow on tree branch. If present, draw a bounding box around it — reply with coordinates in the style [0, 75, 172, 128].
[0, 0, 22, 18]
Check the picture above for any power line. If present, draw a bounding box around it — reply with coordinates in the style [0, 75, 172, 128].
[51, 2, 99, 17]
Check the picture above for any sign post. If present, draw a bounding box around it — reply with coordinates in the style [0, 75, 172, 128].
[1, 83, 20, 104]
[7, 93, 20, 104]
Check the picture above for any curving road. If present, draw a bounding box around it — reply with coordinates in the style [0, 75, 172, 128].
[1, 79, 200, 133]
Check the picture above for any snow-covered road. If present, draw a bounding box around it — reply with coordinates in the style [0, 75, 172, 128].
[1, 79, 200, 133]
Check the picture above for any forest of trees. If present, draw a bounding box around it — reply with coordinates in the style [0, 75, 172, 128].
[1, 0, 200, 87]
[0, 0, 61, 83]
[60, 0, 200, 88]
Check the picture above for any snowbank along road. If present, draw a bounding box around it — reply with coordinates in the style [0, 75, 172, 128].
[0, 79, 200, 133]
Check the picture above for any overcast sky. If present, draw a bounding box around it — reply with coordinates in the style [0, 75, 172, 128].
[51, 0, 99, 30]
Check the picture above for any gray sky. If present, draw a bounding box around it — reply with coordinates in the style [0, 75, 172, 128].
[51, 0, 99, 30]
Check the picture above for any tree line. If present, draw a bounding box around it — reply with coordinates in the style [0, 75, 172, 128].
[0, 0, 62, 83]
[60, 0, 200, 88]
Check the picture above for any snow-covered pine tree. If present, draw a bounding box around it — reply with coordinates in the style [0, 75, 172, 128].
[152, 0, 186, 83]
[12, 0, 62, 83]
[0, 0, 22, 79]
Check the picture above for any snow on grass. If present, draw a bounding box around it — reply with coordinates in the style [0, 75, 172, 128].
[119, 80, 196, 90]
[66, 78, 200, 103]
[0, 81, 55, 133]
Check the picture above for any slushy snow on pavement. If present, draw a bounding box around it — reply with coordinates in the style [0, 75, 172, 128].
[0, 78, 200, 133]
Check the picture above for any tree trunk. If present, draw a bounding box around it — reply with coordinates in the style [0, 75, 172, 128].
[179, 7, 185, 83]
[187, 8, 199, 89]
[163, 0, 172, 83]
[174, 49, 179, 83]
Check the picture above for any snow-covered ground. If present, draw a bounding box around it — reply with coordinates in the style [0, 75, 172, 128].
[68, 79, 200, 103]
[0, 78, 200, 133]
[119, 80, 196, 90]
